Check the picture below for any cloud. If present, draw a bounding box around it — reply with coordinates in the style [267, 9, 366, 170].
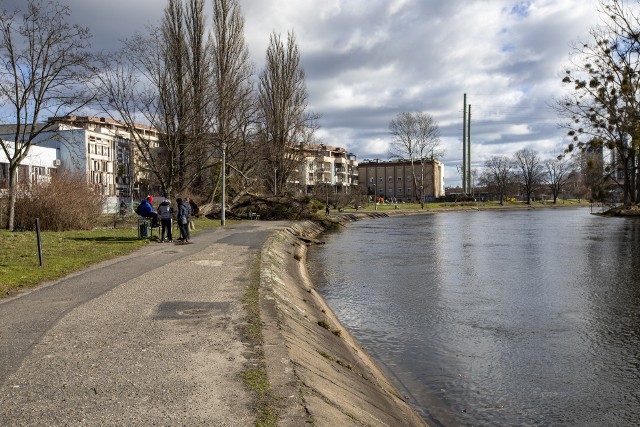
[2, 0, 603, 186]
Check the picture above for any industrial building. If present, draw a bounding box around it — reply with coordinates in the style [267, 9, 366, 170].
[358, 159, 445, 202]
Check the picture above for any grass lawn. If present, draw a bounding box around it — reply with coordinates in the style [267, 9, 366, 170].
[0, 216, 236, 297]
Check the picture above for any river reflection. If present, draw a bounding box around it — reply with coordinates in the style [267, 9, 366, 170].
[307, 208, 640, 426]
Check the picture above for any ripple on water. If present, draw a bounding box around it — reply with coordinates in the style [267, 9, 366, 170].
[309, 209, 640, 426]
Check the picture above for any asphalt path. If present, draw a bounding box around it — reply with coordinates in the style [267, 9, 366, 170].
[0, 220, 287, 426]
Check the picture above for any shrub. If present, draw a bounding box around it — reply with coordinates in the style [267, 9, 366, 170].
[13, 170, 105, 231]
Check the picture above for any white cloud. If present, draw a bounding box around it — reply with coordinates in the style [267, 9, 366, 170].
[2, 0, 604, 187]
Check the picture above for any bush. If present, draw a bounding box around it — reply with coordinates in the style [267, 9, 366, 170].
[13, 171, 106, 231]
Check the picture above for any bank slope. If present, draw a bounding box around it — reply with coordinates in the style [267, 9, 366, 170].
[260, 219, 428, 427]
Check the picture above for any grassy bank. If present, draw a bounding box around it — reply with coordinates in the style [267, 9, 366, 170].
[0, 217, 233, 297]
[334, 198, 591, 213]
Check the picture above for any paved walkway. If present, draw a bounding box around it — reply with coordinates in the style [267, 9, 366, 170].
[0, 221, 288, 426]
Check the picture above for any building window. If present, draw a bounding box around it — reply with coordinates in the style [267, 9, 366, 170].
[370, 177, 374, 183]
[388, 177, 393, 182]
[378, 177, 383, 182]
[31, 166, 46, 183]
[398, 177, 402, 181]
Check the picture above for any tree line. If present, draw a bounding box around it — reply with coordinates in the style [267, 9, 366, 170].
[0, 0, 315, 230]
[478, 149, 589, 205]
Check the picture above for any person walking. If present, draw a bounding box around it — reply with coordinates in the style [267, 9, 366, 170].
[176, 197, 190, 243]
[157, 197, 173, 243]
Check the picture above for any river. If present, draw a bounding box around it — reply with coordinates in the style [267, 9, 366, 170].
[307, 208, 640, 426]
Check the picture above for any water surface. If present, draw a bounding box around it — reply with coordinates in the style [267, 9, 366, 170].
[307, 208, 640, 426]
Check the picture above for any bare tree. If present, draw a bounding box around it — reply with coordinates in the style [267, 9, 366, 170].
[480, 156, 514, 205]
[92, 0, 213, 199]
[210, 0, 257, 208]
[543, 157, 573, 203]
[388, 111, 443, 208]
[513, 149, 544, 204]
[258, 31, 317, 195]
[556, 0, 640, 205]
[184, 0, 213, 193]
[0, 0, 92, 230]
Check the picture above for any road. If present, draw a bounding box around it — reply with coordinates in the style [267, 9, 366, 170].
[0, 221, 288, 426]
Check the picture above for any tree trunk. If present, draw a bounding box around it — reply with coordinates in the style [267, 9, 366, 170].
[622, 154, 632, 205]
[7, 163, 18, 231]
[636, 151, 640, 204]
[630, 149, 637, 204]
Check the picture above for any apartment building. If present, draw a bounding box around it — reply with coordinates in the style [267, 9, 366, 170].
[0, 116, 159, 201]
[0, 140, 59, 190]
[359, 159, 445, 202]
[302, 144, 358, 192]
[47, 116, 160, 198]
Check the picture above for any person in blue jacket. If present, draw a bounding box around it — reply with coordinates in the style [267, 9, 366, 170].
[138, 195, 158, 227]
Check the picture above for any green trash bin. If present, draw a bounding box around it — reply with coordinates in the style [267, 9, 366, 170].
[138, 219, 151, 238]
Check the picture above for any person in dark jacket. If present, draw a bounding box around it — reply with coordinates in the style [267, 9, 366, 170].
[185, 197, 194, 230]
[176, 197, 190, 243]
[157, 198, 173, 243]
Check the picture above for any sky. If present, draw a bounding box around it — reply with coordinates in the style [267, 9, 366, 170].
[3, 0, 605, 187]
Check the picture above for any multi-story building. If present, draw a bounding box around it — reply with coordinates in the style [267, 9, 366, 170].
[358, 159, 445, 202]
[47, 116, 160, 198]
[302, 144, 358, 192]
[0, 117, 160, 212]
[0, 139, 59, 190]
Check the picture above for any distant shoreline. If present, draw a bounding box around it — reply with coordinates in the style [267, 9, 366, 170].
[327, 201, 594, 223]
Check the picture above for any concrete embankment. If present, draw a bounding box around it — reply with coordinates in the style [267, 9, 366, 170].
[259, 213, 428, 427]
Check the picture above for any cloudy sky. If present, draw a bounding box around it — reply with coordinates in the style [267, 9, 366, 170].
[4, 0, 605, 186]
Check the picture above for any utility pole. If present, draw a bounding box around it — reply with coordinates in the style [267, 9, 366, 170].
[467, 104, 471, 194]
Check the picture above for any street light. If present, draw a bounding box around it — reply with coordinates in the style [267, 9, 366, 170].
[221, 141, 226, 226]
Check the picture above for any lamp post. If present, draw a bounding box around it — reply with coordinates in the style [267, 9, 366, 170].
[221, 141, 226, 226]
